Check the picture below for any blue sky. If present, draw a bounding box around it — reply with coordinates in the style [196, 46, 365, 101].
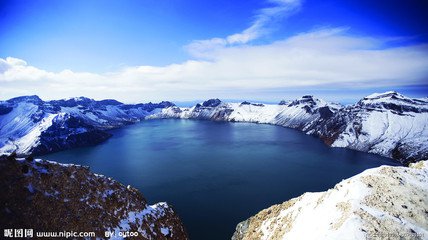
[1, 0, 428, 103]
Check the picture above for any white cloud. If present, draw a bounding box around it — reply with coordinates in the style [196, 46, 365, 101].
[185, 0, 303, 58]
[1, 27, 428, 102]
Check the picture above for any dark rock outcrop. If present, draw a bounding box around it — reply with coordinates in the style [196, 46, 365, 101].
[202, 99, 221, 107]
[0, 155, 188, 239]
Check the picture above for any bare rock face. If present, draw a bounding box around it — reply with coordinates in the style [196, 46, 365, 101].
[0, 154, 188, 239]
[232, 161, 428, 240]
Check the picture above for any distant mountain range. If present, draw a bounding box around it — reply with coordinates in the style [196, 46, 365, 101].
[1, 91, 427, 164]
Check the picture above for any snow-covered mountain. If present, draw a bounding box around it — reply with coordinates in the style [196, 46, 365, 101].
[1, 91, 427, 164]
[0, 154, 188, 239]
[232, 160, 428, 240]
[151, 91, 428, 164]
[0, 95, 174, 155]
[310, 91, 428, 164]
[150, 95, 342, 128]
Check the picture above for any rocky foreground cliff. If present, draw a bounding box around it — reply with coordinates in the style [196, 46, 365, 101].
[232, 161, 428, 240]
[0, 154, 188, 239]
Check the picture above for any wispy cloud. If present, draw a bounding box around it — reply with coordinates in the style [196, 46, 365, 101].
[1, 27, 428, 102]
[185, 0, 303, 58]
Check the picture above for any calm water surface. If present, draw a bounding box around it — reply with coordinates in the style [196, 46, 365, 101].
[43, 119, 400, 240]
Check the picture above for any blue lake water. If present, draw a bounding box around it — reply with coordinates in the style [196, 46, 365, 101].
[42, 119, 400, 239]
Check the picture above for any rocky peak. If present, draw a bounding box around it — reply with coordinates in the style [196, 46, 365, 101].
[97, 99, 123, 106]
[121, 101, 176, 112]
[7, 95, 43, 105]
[358, 91, 428, 113]
[301, 95, 314, 99]
[158, 101, 176, 108]
[287, 95, 321, 109]
[239, 101, 264, 107]
[363, 91, 402, 100]
[48, 97, 96, 108]
[202, 98, 222, 107]
[278, 100, 289, 105]
[69, 97, 96, 107]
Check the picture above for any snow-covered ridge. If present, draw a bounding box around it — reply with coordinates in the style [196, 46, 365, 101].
[0, 96, 174, 155]
[149, 95, 342, 128]
[359, 91, 428, 113]
[0, 154, 188, 239]
[232, 161, 428, 240]
[151, 92, 428, 164]
[1, 92, 427, 164]
[319, 92, 428, 164]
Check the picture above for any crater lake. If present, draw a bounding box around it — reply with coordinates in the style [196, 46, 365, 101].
[42, 119, 400, 239]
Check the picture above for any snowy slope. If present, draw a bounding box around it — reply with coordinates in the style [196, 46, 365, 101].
[0, 96, 174, 155]
[232, 161, 428, 240]
[151, 92, 428, 164]
[311, 91, 428, 164]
